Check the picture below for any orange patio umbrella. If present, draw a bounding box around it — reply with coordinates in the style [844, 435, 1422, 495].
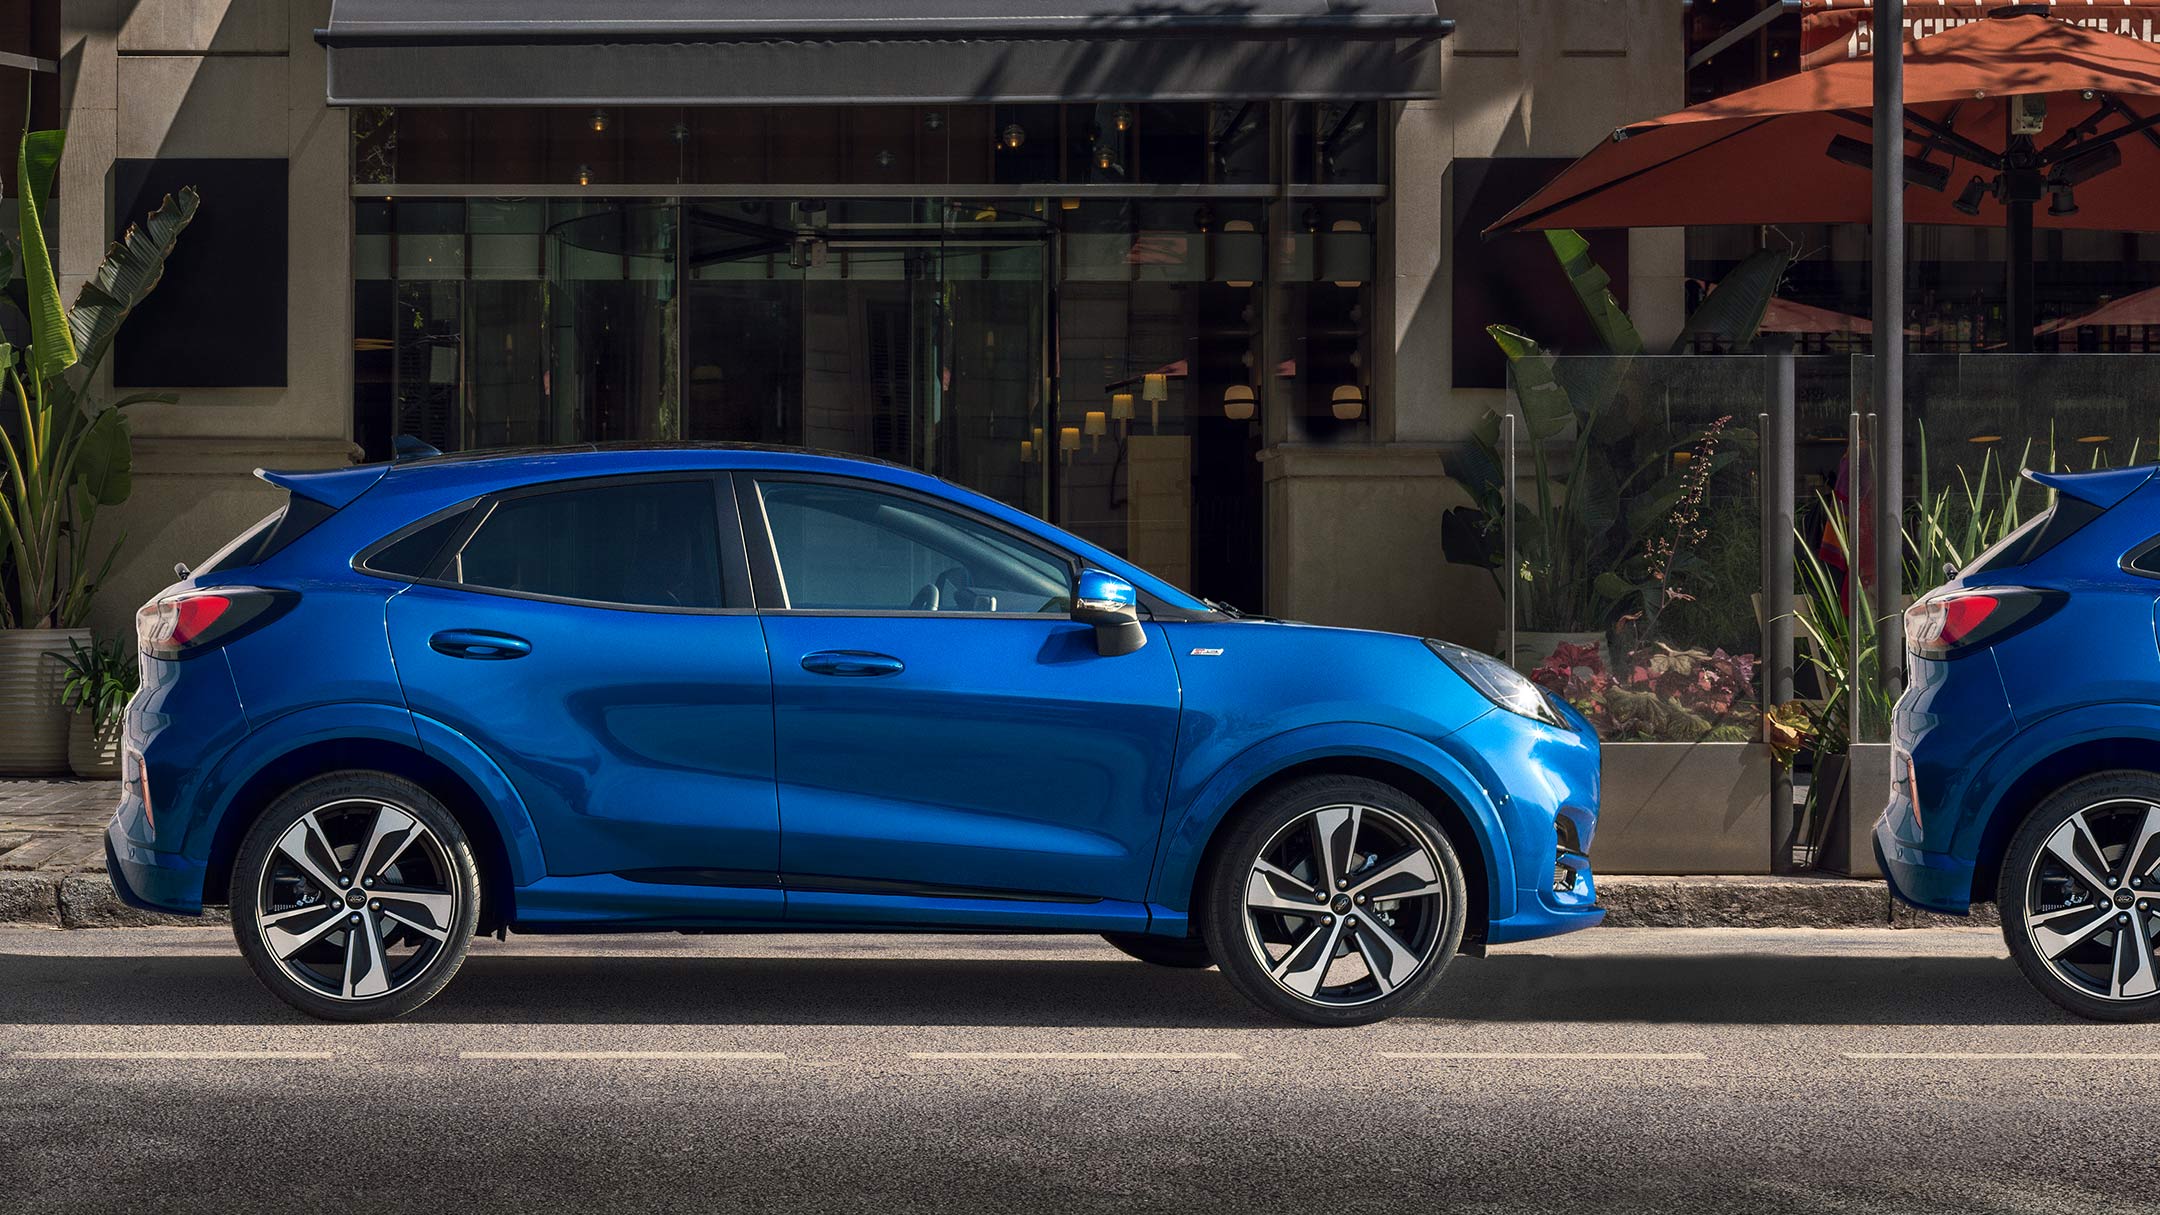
[2035, 282, 2160, 333]
[1489, 11, 2160, 348]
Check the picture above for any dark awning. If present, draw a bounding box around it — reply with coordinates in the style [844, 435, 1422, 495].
[317, 1, 1450, 106]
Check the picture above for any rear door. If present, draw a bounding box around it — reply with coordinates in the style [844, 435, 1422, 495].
[380, 473, 781, 916]
[739, 472, 1183, 921]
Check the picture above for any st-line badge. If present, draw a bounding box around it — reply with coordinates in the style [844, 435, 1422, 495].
[1189, 647, 1225, 656]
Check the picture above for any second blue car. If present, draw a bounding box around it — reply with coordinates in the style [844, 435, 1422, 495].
[109, 443, 1602, 1024]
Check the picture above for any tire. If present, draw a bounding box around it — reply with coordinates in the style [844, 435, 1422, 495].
[230, 771, 481, 1021]
[1201, 774, 1466, 1027]
[1998, 770, 2160, 1022]
[1101, 931, 1215, 969]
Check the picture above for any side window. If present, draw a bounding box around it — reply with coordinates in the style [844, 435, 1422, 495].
[448, 480, 727, 609]
[756, 480, 1071, 614]
[362, 511, 470, 580]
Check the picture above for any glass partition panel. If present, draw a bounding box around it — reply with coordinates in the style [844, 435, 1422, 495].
[1501, 355, 1767, 744]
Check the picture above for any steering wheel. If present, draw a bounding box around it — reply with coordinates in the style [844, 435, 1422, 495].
[908, 582, 939, 611]
[933, 567, 973, 611]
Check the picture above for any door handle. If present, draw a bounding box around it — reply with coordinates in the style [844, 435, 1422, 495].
[800, 650, 905, 677]
[429, 629, 532, 660]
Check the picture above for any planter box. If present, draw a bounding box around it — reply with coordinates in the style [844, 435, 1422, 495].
[1816, 742, 1889, 878]
[1591, 741, 1774, 875]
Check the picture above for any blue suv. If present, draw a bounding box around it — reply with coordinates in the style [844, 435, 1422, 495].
[108, 444, 1602, 1024]
[1885, 463, 2160, 1020]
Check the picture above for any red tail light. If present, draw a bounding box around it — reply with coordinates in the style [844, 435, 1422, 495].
[136, 588, 295, 660]
[1904, 587, 2062, 660]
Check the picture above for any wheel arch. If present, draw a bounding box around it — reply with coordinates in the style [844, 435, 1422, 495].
[1974, 733, 2160, 900]
[1155, 724, 1515, 949]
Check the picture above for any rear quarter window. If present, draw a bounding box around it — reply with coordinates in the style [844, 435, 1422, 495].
[196, 496, 337, 575]
[1964, 494, 2104, 578]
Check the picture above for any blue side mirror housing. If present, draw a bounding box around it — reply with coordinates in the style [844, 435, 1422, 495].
[1072, 568, 1145, 656]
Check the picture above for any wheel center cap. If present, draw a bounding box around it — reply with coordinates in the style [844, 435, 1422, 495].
[344, 889, 367, 910]
[1331, 894, 1353, 914]
[2114, 889, 2136, 910]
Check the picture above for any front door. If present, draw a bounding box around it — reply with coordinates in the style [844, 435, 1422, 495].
[383, 473, 781, 918]
[740, 473, 1182, 922]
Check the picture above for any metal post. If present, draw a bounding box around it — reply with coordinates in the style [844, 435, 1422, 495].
[2006, 199, 2035, 353]
[1502, 409, 1518, 666]
[1763, 337, 1797, 873]
[1871, 0, 1907, 709]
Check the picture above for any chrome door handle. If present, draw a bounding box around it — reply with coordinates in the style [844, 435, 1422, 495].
[429, 629, 532, 660]
[800, 650, 905, 677]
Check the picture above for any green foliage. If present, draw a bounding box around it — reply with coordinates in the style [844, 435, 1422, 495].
[51, 634, 137, 731]
[0, 125, 196, 630]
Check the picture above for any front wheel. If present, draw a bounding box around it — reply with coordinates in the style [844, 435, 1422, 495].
[230, 771, 481, 1021]
[1202, 775, 1466, 1026]
[1999, 771, 2160, 1022]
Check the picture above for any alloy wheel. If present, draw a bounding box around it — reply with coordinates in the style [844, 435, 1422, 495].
[253, 798, 462, 1002]
[1240, 803, 1449, 1008]
[2021, 798, 2160, 1002]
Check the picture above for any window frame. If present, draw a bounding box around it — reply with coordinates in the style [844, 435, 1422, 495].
[353, 472, 754, 615]
[733, 471, 1081, 618]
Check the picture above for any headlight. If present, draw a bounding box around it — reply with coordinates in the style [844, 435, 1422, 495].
[1425, 639, 1566, 727]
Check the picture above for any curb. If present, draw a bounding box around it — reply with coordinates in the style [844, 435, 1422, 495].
[0, 871, 228, 929]
[1596, 875, 2001, 930]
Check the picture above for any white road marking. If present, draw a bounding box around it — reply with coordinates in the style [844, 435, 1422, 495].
[908, 1051, 1243, 1060]
[1381, 1051, 1710, 1061]
[9, 1050, 334, 1060]
[1844, 1052, 2160, 1061]
[459, 1051, 785, 1061]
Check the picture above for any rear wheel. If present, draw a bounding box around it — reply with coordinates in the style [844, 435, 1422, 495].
[1999, 771, 2160, 1022]
[1202, 774, 1465, 1026]
[230, 771, 480, 1021]
[1101, 932, 1214, 969]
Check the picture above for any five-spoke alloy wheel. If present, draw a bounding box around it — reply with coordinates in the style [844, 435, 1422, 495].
[2002, 772, 2160, 1021]
[231, 771, 481, 1021]
[1204, 775, 1465, 1025]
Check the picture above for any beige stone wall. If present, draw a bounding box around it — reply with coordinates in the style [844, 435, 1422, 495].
[1264, 0, 1687, 638]
[58, 0, 353, 642]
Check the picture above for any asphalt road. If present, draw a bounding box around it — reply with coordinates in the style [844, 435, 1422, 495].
[4, 926, 2156, 1215]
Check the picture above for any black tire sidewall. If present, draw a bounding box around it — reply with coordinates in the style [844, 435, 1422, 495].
[1998, 770, 2160, 1023]
[230, 770, 481, 1022]
[1202, 774, 1466, 1027]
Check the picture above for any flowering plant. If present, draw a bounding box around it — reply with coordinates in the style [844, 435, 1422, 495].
[1529, 641, 1758, 743]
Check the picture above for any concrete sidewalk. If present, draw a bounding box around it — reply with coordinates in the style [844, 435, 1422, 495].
[0, 779, 1994, 931]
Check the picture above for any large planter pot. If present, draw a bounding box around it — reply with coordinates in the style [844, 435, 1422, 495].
[1591, 741, 1775, 875]
[0, 628, 90, 775]
[1815, 742, 1889, 878]
[68, 713, 122, 780]
[1501, 629, 1610, 674]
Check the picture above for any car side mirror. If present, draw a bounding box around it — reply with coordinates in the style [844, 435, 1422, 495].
[1072, 568, 1146, 657]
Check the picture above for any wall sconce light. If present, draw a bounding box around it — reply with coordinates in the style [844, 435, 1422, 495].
[576, 164, 593, 187]
[1059, 426, 1081, 463]
[1331, 383, 1366, 421]
[1061, 197, 1081, 211]
[1020, 438, 1036, 463]
[1113, 106, 1134, 133]
[590, 109, 608, 133]
[1142, 373, 1169, 432]
[1223, 384, 1256, 422]
[1000, 123, 1027, 151]
[1222, 219, 1257, 288]
[1085, 411, 1107, 452]
[1331, 219, 1365, 288]
[1110, 391, 1135, 436]
[1095, 143, 1118, 171]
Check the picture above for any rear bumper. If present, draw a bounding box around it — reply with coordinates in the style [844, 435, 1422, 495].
[1874, 813, 1976, 915]
[104, 817, 207, 915]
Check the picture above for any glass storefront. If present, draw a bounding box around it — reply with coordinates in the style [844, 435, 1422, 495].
[352, 104, 1386, 606]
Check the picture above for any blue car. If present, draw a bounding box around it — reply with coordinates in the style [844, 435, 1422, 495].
[109, 444, 1602, 1024]
[1884, 462, 2160, 1020]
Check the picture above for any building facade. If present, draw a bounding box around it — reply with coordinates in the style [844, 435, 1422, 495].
[43, 0, 1687, 648]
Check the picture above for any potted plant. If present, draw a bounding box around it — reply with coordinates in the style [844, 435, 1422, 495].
[53, 635, 135, 779]
[0, 125, 197, 773]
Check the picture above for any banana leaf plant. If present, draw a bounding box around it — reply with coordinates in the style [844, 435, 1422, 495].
[1441, 229, 1792, 636]
[0, 126, 198, 629]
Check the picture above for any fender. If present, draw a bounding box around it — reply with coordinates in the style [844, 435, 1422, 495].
[178, 701, 546, 889]
[1957, 701, 2160, 863]
[1147, 721, 1518, 926]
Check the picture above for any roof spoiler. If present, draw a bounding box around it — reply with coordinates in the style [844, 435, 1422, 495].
[2023, 464, 2158, 512]
[254, 463, 389, 511]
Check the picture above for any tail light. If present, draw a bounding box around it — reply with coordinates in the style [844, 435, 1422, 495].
[1904, 587, 2062, 660]
[136, 588, 295, 660]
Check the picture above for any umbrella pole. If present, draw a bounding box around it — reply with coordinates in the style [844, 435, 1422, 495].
[2006, 200, 2035, 353]
[1871, 0, 1906, 716]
